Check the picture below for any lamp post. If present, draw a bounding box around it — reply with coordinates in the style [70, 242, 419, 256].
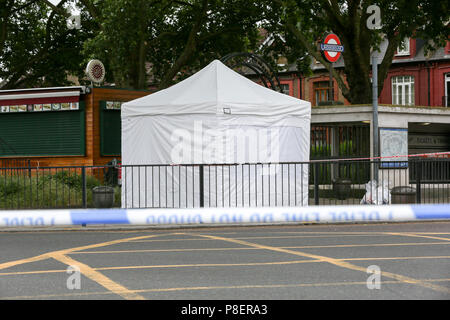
[372, 54, 379, 182]
[367, 4, 382, 183]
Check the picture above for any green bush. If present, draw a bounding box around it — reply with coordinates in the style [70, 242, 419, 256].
[311, 144, 331, 158]
[50, 170, 82, 189]
[0, 179, 22, 197]
[0, 171, 114, 209]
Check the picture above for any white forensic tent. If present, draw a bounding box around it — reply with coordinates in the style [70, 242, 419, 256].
[121, 60, 311, 208]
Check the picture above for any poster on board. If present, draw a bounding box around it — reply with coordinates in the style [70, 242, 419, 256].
[380, 128, 408, 168]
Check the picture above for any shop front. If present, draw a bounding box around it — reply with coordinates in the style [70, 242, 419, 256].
[0, 86, 151, 168]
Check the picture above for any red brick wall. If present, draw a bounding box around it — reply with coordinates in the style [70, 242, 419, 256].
[379, 61, 450, 107]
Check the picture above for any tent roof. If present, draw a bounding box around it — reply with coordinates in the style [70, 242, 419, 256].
[122, 60, 310, 118]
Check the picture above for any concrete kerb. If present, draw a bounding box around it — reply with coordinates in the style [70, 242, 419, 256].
[1, 220, 450, 233]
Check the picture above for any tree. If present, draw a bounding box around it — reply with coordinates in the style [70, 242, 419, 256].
[0, 0, 94, 89]
[81, 0, 271, 90]
[80, 0, 161, 89]
[265, 0, 450, 104]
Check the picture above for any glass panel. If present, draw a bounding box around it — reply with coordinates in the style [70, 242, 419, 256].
[398, 85, 403, 105]
[405, 84, 409, 105]
[397, 38, 410, 55]
[392, 84, 397, 104]
[446, 74, 450, 97]
[313, 81, 330, 89]
[281, 84, 290, 95]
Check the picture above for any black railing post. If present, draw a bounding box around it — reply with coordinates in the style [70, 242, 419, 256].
[81, 166, 87, 209]
[416, 160, 422, 204]
[28, 159, 31, 178]
[199, 165, 204, 207]
[314, 162, 320, 205]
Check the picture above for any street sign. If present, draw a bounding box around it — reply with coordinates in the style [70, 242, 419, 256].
[320, 33, 344, 63]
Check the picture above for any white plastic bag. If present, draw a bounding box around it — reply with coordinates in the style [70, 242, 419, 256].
[361, 180, 390, 205]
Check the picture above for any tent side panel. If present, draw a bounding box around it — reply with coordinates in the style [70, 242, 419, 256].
[121, 164, 309, 209]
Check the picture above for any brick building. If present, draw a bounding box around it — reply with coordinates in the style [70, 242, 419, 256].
[274, 38, 450, 108]
[268, 38, 450, 161]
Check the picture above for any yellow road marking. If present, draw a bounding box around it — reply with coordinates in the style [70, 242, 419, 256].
[129, 234, 394, 242]
[3, 278, 450, 300]
[0, 269, 65, 276]
[387, 232, 450, 242]
[70, 241, 450, 255]
[0, 252, 56, 272]
[1, 230, 449, 299]
[0, 233, 173, 300]
[183, 232, 450, 295]
[2, 255, 450, 277]
[249, 231, 450, 235]
[0, 233, 170, 271]
[51, 253, 145, 300]
[95, 260, 312, 270]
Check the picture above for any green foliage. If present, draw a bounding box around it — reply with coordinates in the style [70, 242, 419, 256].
[0, 179, 21, 197]
[339, 141, 354, 156]
[42, 170, 82, 189]
[0, 0, 95, 89]
[310, 141, 370, 184]
[40, 170, 101, 190]
[82, 0, 273, 89]
[0, 171, 115, 209]
[2, 0, 448, 95]
[310, 144, 331, 158]
[264, 0, 450, 104]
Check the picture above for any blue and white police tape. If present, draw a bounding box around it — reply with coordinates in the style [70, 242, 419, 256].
[0, 204, 449, 227]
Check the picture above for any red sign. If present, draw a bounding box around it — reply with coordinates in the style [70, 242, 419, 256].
[320, 33, 343, 63]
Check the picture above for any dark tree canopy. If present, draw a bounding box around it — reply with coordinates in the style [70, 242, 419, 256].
[264, 0, 450, 104]
[0, 0, 94, 89]
[82, 0, 272, 90]
[1, 0, 448, 99]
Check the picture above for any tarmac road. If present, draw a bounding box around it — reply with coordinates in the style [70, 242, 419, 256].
[0, 221, 449, 301]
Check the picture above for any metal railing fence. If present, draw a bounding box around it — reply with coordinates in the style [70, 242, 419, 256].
[0, 158, 449, 209]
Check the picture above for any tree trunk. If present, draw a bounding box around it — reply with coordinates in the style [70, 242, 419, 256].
[157, 0, 209, 90]
[286, 0, 402, 105]
[340, 47, 372, 104]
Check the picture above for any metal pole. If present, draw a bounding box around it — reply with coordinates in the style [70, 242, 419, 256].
[329, 63, 334, 102]
[81, 166, 87, 209]
[81, 166, 87, 227]
[199, 165, 204, 207]
[416, 160, 422, 204]
[372, 55, 379, 182]
[314, 162, 320, 205]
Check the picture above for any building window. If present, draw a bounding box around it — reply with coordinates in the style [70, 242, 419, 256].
[396, 38, 410, 56]
[442, 73, 450, 107]
[280, 83, 290, 95]
[313, 81, 331, 106]
[392, 76, 415, 106]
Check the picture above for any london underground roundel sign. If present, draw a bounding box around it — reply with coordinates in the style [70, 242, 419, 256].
[320, 33, 344, 63]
